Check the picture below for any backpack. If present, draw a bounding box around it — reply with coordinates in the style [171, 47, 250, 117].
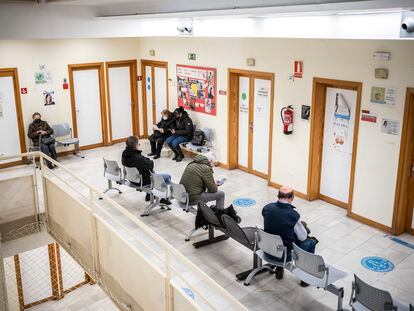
[194, 204, 241, 230]
[191, 129, 206, 146]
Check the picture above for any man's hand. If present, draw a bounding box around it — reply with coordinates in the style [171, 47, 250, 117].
[159, 128, 164, 133]
[171, 129, 176, 134]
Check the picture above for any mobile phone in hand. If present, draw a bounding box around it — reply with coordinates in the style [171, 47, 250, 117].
[217, 178, 227, 186]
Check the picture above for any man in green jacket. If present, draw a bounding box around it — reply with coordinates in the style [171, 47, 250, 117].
[180, 154, 225, 209]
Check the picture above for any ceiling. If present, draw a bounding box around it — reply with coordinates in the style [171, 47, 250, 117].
[1, 0, 413, 18]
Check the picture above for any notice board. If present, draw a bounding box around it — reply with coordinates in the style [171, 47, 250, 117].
[176, 64, 216, 116]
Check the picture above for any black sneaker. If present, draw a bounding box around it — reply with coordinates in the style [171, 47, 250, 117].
[160, 198, 172, 205]
[275, 267, 284, 280]
[145, 193, 151, 201]
[153, 154, 160, 159]
[176, 156, 183, 162]
[148, 152, 155, 157]
[300, 281, 310, 288]
[172, 154, 178, 160]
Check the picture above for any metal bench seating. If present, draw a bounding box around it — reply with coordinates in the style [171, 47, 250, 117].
[291, 243, 347, 311]
[140, 173, 171, 217]
[52, 123, 84, 158]
[191, 202, 229, 249]
[102, 158, 123, 195]
[350, 274, 411, 311]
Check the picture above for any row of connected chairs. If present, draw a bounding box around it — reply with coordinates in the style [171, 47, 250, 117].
[199, 207, 413, 311]
[28, 122, 84, 165]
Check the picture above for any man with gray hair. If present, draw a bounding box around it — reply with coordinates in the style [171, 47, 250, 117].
[122, 136, 171, 204]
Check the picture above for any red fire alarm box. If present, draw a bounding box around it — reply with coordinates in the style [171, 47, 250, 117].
[294, 61, 303, 78]
[21, 88, 28, 94]
[137, 75, 142, 81]
[63, 82, 69, 90]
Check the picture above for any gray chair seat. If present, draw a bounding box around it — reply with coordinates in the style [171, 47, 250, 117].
[292, 264, 346, 288]
[351, 300, 410, 311]
[56, 137, 79, 145]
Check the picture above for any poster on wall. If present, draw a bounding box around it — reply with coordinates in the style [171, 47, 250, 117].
[331, 92, 351, 152]
[370, 86, 396, 107]
[43, 90, 56, 106]
[380, 118, 399, 135]
[176, 64, 217, 116]
[34, 64, 53, 84]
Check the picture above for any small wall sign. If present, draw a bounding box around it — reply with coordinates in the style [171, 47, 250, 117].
[219, 90, 227, 96]
[188, 53, 196, 60]
[294, 61, 303, 78]
[20, 88, 28, 94]
[301, 105, 310, 120]
[137, 75, 142, 81]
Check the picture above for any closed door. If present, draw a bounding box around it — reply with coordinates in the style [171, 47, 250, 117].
[69, 63, 106, 148]
[141, 60, 168, 136]
[0, 68, 25, 167]
[237, 75, 272, 178]
[320, 87, 357, 205]
[107, 61, 138, 143]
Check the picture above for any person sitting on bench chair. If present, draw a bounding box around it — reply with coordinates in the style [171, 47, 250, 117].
[180, 154, 225, 210]
[122, 136, 171, 204]
[165, 107, 194, 162]
[148, 109, 175, 159]
[262, 186, 317, 284]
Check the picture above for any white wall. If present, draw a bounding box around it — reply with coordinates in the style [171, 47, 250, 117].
[1, 36, 413, 228]
[0, 38, 141, 149]
[136, 37, 414, 228]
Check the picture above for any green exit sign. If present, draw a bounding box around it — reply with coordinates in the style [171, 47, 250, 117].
[188, 53, 196, 60]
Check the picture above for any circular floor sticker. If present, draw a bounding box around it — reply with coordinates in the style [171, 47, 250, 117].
[181, 287, 195, 300]
[233, 198, 256, 207]
[361, 256, 394, 273]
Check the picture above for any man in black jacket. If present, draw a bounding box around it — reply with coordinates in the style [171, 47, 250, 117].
[122, 136, 171, 204]
[165, 107, 193, 162]
[148, 109, 175, 159]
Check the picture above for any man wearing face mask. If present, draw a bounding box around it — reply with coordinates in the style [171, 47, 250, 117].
[165, 107, 194, 162]
[27, 112, 57, 169]
[148, 109, 175, 159]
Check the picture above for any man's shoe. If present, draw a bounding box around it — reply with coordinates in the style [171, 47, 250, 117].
[300, 281, 310, 288]
[148, 152, 155, 157]
[275, 267, 284, 280]
[153, 154, 160, 159]
[176, 156, 183, 162]
[160, 198, 172, 205]
[145, 193, 151, 202]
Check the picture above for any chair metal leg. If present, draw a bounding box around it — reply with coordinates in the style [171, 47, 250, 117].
[73, 142, 85, 158]
[236, 253, 273, 281]
[185, 228, 197, 241]
[141, 196, 171, 217]
[100, 180, 122, 199]
[327, 284, 344, 311]
[243, 265, 273, 286]
[192, 225, 229, 249]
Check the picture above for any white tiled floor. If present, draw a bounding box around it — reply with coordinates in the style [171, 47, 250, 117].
[2, 140, 414, 310]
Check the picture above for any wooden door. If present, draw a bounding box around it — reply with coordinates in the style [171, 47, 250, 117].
[68, 63, 107, 149]
[393, 88, 414, 234]
[141, 60, 169, 137]
[0, 68, 26, 168]
[106, 60, 138, 143]
[228, 69, 275, 180]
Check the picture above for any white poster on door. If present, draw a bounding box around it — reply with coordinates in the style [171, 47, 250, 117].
[320, 87, 357, 203]
[331, 92, 351, 153]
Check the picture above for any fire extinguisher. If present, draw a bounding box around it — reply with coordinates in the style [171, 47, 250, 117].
[281, 105, 294, 135]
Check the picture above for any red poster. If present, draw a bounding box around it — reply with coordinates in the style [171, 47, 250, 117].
[176, 64, 217, 116]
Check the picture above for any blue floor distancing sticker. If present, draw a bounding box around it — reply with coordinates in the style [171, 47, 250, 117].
[233, 198, 256, 207]
[181, 287, 195, 300]
[361, 256, 394, 273]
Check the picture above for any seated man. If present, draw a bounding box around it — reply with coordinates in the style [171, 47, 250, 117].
[165, 107, 194, 162]
[122, 136, 171, 204]
[27, 112, 57, 169]
[180, 154, 225, 210]
[262, 186, 317, 285]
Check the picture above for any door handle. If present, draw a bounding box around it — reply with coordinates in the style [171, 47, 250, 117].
[411, 162, 414, 178]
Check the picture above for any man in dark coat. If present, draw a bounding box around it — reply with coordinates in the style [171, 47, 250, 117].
[27, 112, 57, 169]
[165, 107, 193, 162]
[122, 136, 171, 204]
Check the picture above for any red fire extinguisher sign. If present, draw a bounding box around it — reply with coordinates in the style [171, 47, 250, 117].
[294, 61, 303, 78]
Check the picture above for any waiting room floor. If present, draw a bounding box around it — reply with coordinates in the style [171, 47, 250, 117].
[6, 141, 414, 310]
